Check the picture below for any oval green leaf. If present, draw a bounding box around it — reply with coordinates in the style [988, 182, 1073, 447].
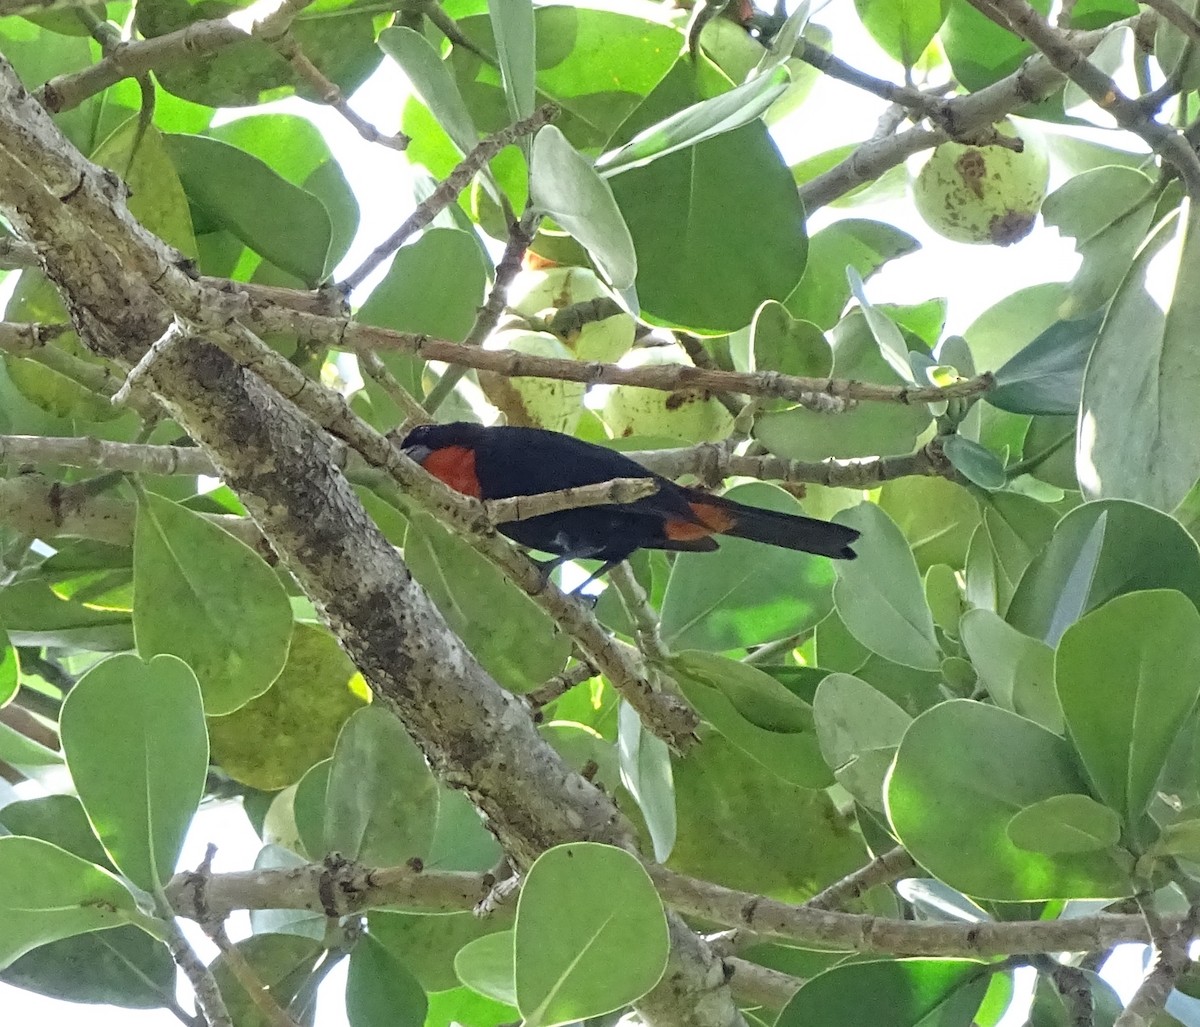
[324, 706, 439, 866]
[134, 490, 293, 715]
[531, 125, 636, 288]
[515, 843, 668, 1027]
[887, 700, 1131, 899]
[1056, 589, 1200, 823]
[1005, 794, 1121, 855]
[60, 653, 208, 892]
[0, 836, 142, 970]
[833, 503, 942, 671]
[778, 957, 989, 1027]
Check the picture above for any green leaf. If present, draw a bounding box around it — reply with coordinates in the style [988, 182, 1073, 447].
[378, 27, 480, 158]
[0, 795, 112, 868]
[1150, 818, 1200, 861]
[1040, 166, 1157, 319]
[963, 281, 1070, 371]
[0, 621, 15, 707]
[347, 932, 429, 1027]
[426, 985, 518, 1027]
[813, 673, 912, 811]
[660, 483, 837, 651]
[847, 267, 914, 383]
[530, 125, 636, 288]
[456, 930, 517, 1006]
[617, 702, 676, 863]
[514, 843, 668, 1027]
[138, 0, 379, 109]
[0, 925, 175, 1009]
[164, 134, 332, 285]
[60, 653, 207, 892]
[833, 503, 942, 671]
[940, 0, 1050, 91]
[887, 700, 1131, 899]
[210, 933, 323, 1027]
[778, 958, 989, 1027]
[756, 311, 931, 460]
[598, 65, 791, 177]
[1078, 201, 1200, 511]
[134, 491, 293, 715]
[670, 650, 832, 789]
[206, 113, 358, 278]
[1056, 589, 1200, 822]
[877, 477, 980, 573]
[608, 63, 807, 333]
[207, 622, 368, 790]
[404, 511, 572, 693]
[0, 720, 62, 777]
[1007, 499, 1200, 644]
[943, 436, 1006, 490]
[324, 706, 439, 865]
[855, 0, 949, 66]
[369, 907, 514, 994]
[1031, 968, 1123, 1026]
[92, 119, 197, 258]
[959, 609, 1061, 732]
[0, 836, 143, 970]
[1006, 795, 1121, 854]
[988, 312, 1103, 415]
[750, 302, 832, 379]
[488, 0, 536, 127]
[668, 734, 865, 902]
[292, 758, 332, 860]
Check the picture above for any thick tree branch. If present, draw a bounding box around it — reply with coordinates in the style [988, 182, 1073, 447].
[165, 853, 1177, 958]
[972, 0, 1200, 195]
[0, 55, 736, 1027]
[0, 472, 261, 547]
[798, 16, 1145, 210]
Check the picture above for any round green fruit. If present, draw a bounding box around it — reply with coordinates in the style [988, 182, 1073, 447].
[599, 345, 734, 443]
[480, 329, 587, 433]
[913, 121, 1049, 246]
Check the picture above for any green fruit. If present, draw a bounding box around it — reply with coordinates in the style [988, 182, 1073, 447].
[509, 267, 609, 321]
[600, 346, 734, 443]
[480, 330, 587, 433]
[913, 120, 1049, 246]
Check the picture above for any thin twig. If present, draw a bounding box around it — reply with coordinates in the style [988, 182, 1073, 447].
[163, 917, 232, 1027]
[339, 109, 557, 294]
[525, 657, 598, 708]
[609, 561, 670, 666]
[112, 315, 189, 406]
[484, 477, 659, 524]
[803, 846, 917, 911]
[972, 0, 1200, 195]
[357, 350, 429, 424]
[245, 301, 996, 408]
[424, 203, 542, 413]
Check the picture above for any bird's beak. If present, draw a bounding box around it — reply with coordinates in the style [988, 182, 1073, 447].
[403, 442, 432, 464]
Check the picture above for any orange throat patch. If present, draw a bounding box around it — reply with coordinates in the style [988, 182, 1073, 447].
[421, 445, 482, 499]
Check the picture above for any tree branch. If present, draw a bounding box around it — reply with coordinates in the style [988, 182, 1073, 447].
[971, 0, 1200, 195]
[797, 16, 1145, 210]
[803, 846, 917, 911]
[339, 110, 556, 294]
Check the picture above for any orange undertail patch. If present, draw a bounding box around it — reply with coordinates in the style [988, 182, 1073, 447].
[421, 445, 482, 499]
[664, 500, 737, 541]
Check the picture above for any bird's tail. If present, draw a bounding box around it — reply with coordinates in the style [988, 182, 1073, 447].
[685, 492, 860, 560]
